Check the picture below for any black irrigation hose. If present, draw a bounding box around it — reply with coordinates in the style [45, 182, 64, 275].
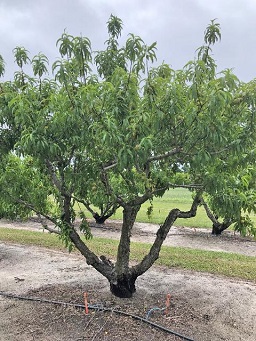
[0, 291, 195, 341]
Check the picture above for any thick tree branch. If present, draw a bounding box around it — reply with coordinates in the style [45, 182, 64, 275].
[200, 197, 218, 224]
[100, 167, 114, 197]
[68, 229, 115, 281]
[17, 196, 116, 281]
[131, 192, 202, 277]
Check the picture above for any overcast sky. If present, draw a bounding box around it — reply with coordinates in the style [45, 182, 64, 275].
[0, 0, 255, 82]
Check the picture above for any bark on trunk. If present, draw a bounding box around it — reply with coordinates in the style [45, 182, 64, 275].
[109, 272, 137, 298]
[61, 194, 72, 224]
[112, 204, 140, 297]
[211, 221, 232, 235]
[115, 205, 140, 273]
[212, 223, 223, 235]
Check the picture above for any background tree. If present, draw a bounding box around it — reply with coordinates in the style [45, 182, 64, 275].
[200, 158, 256, 236]
[0, 16, 255, 297]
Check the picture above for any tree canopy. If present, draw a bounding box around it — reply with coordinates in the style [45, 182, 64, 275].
[0, 16, 255, 297]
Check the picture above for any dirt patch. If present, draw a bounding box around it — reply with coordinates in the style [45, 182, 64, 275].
[0, 242, 256, 341]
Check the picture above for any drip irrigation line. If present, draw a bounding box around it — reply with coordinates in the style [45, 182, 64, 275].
[0, 291, 195, 341]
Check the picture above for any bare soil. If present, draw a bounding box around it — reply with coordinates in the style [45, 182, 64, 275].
[0, 219, 256, 341]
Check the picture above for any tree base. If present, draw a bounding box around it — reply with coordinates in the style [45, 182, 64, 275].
[93, 213, 109, 224]
[110, 275, 137, 298]
[211, 223, 227, 235]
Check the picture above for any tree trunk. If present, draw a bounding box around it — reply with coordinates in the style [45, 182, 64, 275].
[108, 195, 201, 297]
[93, 212, 112, 224]
[61, 194, 72, 224]
[111, 204, 140, 298]
[211, 223, 223, 235]
[200, 197, 233, 235]
[109, 272, 137, 298]
[211, 221, 232, 235]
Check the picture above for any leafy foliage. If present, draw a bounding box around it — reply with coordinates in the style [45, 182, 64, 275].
[0, 155, 51, 219]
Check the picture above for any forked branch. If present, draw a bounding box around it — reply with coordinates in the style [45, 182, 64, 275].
[131, 192, 202, 277]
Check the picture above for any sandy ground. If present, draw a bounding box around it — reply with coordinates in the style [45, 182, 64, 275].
[0, 219, 256, 340]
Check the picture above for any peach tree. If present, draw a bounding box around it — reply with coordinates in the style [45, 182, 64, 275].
[0, 17, 255, 297]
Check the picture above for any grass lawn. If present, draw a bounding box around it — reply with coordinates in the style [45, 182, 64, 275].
[0, 228, 255, 282]
[112, 188, 213, 228]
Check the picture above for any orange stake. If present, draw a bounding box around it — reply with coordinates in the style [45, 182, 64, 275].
[84, 292, 89, 314]
[165, 293, 171, 316]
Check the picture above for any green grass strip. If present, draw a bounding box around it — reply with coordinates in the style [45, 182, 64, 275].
[0, 227, 255, 282]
